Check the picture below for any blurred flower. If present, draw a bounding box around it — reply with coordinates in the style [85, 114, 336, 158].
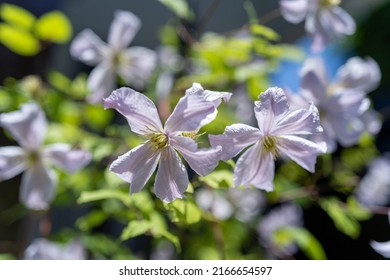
[24, 238, 86, 260]
[209, 87, 326, 191]
[70, 10, 156, 103]
[370, 212, 390, 258]
[104, 83, 231, 202]
[279, 0, 356, 51]
[257, 203, 303, 257]
[0, 103, 91, 210]
[354, 155, 390, 208]
[287, 56, 381, 152]
[195, 189, 234, 221]
[228, 188, 265, 222]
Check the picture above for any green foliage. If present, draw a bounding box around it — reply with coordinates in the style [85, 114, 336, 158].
[165, 197, 202, 224]
[199, 170, 234, 189]
[0, 24, 40, 56]
[0, 3, 36, 30]
[34, 11, 72, 43]
[157, 0, 194, 21]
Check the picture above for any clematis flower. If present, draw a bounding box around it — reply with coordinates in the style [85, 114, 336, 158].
[288, 56, 381, 152]
[24, 238, 86, 260]
[209, 87, 326, 191]
[70, 10, 156, 103]
[370, 212, 390, 259]
[104, 83, 231, 202]
[279, 0, 356, 51]
[0, 103, 91, 210]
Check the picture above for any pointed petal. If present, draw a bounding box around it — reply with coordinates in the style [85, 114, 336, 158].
[254, 87, 289, 134]
[371, 240, 390, 258]
[279, 135, 326, 172]
[329, 6, 356, 36]
[300, 57, 328, 102]
[87, 62, 116, 103]
[234, 142, 275, 191]
[20, 161, 57, 210]
[209, 123, 261, 161]
[170, 135, 221, 176]
[185, 83, 232, 107]
[108, 10, 140, 50]
[43, 144, 91, 173]
[272, 103, 323, 136]
[0, 103, 47, 149]
[118, 47, 157, 88]
[279, 0, 309, 24]
[0, 146, 26, 181]
[110, 143, 160, 194]
[164, 94, 217, 133]
[104, 87, 163, 134]
[336, 56, 381, 92]
[70, 29, 107, 66]
[154, 147, 188, 202]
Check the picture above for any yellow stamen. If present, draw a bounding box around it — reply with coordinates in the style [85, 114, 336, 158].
[320, 0, 341, 8]
[181, 131, 205, 141]
[262, 135, 280, 159]
[149, 133, 169, 150]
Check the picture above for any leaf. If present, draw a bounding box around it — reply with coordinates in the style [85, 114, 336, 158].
[157, 0, 194, 21]
[76, 210, 107, 231]
[160, 230, 181, 252]
[48, 71, 71, 92]
[250, 24, 280, 41]
[166, 199, 202, 224]
[274, 227, 327, 260]
[0, 3, 36, 30]
[0, 24, 40, 56]
[346, 197, 372, 221]
[120, 220, 151, 240]
[199, 170, 234, 189]
[34, 10, 72, 43]
[78, 189, 132, 207]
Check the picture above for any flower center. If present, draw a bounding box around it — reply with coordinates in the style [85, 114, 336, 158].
[111, 51, 126, 67]
[262, 135, 280, 159]
[27, 150, 40, 165]
[319, 0, 341, 8]
[149, 133, 169, 150]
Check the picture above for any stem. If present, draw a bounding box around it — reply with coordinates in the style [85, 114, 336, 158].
[195, 0, 221, 38]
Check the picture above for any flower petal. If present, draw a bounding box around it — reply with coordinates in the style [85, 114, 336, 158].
[118, 47, 157, 88]
[164, 94, 217, 133]
[209, 123, 261, 161]
[108, 10, 140, 50]
[300, 57, 328, 102]
[170, 135, 221, 176]
[104, 87, 163, 134]
[154, 147, 188, 202]
[185, 83, 232, 107]
[234, 141, 275, 191]
[87, 62, 116, 103]
[329, 6, 356, 36]
[272, 103, 323, 136]
[336, 56, 381, 92]
[0, 103, 47, 150]
[70, 29, 107, 66]
[254, 87, 289, 134]
[279, 135, 326, 172]
[110, 143, 160, 194]
[279, 0, 309, 24]
[0, 146, 26, 181]
[370, 240, 390, 258]
[43, 144, 91, 173]
[20, 160, 57, 210]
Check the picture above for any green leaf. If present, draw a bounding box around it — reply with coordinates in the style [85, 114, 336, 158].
[34, 10, 72, 43]
[120, 220, 151, 240]
[157, 0, 194, 21]
[346, 197, 372, 221]
[0, 24, 40, 56]
[199, 170, 234, 189]
[250, 24, 280, 41]
[76, 210, 107, 231]
[48, 71, 71, 92]
[0, 3, 36, 30]
[78, 189, 132, 207]
[159, 230, 181, 252]
[274, 227, 327, 260]
[84, 104, 114, 131]
[166, 199, 202, 224]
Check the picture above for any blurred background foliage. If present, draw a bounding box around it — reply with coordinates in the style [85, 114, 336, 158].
[1, 0, 390, 260]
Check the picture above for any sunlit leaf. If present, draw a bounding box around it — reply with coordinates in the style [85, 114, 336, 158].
[166, 199, 202, 224]
[157, 0, 194, 21]
[250, 24, 280, 41]
[199, 170, 234, 189]
[0, 3, 36, 30]
[120, 220, 151, 240]
[0, 24, 40, 56]
[34, 10, 72, 43]
[76, 210, 107, 231]
[78, 189, 132, 207]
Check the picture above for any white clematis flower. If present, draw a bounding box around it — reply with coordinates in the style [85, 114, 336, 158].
[279, 0, 356, 51]
[209, 87, 326, 191]
[104, 83, 231, 202]
[70, 10, 156, 103]
[0, 103, 91, 210]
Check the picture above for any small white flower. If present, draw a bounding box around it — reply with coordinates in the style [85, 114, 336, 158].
[104, 83, 231, 202]
[70, 10, 156, 103]
[370, 212, 390, 259]
[279, 0, 356, 51]
[0, 103, 91, 210]
[24, 238, 86, 260]
[210, 87, 326, 191]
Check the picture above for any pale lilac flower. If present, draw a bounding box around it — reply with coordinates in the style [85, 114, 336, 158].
[0, 103, 91, 210]
[288, 56, 381, 152]
[24, 238, 86, 260]
[279, 0, 356, 51]
[104, 83, 231, 202]
[257, 203, 303, 257]
[70, 10, 156, 103]
[370, 212, 390, 258]
[354, 155, 390, 209]
[209, 87, 326, 191]
[195, 189, 234, 220]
